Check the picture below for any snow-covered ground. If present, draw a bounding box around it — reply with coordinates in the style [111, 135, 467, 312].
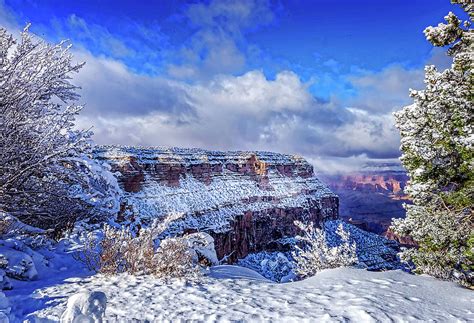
[9, 265, 474, 322]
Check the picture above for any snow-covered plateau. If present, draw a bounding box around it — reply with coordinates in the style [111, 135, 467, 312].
[6, 265, 474, 322]
[94, 145, 340, 264]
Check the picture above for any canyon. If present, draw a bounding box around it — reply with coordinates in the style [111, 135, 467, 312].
[95, 146, 339, 263]
[320, 162, 410, 236]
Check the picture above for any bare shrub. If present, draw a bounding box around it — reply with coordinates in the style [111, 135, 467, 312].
[153, 237, 199, 279]
[75, 222, 201, 280]
[293, 221, 357, 278]
[73, 231, 101, 273]
[0, 217, 14, 236]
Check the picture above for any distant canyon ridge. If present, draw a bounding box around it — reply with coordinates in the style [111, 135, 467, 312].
[320, 163, 411, 242]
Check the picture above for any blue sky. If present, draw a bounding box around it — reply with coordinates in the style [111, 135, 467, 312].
[0, 0, 465, 172]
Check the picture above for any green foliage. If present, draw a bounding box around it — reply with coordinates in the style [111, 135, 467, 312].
[391, 1, 474, 287]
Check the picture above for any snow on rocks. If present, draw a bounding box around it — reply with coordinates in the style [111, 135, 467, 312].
[185, 232, 219, 266]
[0, 214, 53, 284]
[238, 220, 403, 282]
[238, 252, 295, 283]
[324, 220, 402, 271]
[95, 145, 339, 263]
[60, 291, 107, 323]
[18, 266, 474, 322]
[0, 292, 10, 322]
[0, 246, 38, 281]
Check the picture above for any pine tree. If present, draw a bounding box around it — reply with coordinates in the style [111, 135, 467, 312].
[0, 25, 121, 230]
[391, 0, 473, 286]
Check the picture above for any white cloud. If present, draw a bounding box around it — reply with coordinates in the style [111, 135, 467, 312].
[65, 14, 133, 58]
[186, 0, 274, 31]
[72, 50, 196, 122]
[167, 0, 274, 80]
[333, 108, 400, 158]
[426, 47, 452, 70]
[72, 49, 401, 163]
[190, 70, 312, 114]
[0, 0, 19, 31]
[347, 65, 424, 114]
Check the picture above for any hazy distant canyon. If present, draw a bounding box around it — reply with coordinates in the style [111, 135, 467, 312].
[320, 163, 410, 237]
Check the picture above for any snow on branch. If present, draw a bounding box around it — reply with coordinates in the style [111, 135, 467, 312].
[0, 26, 121, 230]
[292, 221, 357, 278]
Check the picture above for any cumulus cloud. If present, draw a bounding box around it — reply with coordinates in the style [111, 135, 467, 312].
[347, 65, 424, 114]
[72, 49, 401, 164]
[1, 0, 427, 173]
[167, 0, 275, 80]
[345, 44, 454, 117]
[72, 50, 196, 123]
[343, 46, 453, 118]
[331, 108, 400, 158]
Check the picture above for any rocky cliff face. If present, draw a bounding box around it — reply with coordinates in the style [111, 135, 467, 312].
[95, 146, 338, 263]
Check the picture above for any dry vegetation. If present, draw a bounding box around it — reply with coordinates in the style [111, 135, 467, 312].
[75, 224, 201, 280]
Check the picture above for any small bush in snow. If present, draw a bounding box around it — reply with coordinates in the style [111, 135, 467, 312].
[77, 215, 203, 280]
[153, 237, 199, 280]
[293, 221, 357, 278]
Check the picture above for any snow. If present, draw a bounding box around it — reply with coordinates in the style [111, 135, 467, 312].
[238, 251, 295, 282]
[185, 232, 219, 266]
[110, 169, 336, 237]
[95, 145, 311, 167]
[0, 251, 37, 282]
[238, 220, 403, 282]
[8, 266, 474, 322]
[95, 145, 336, 235]
[0, 292, 10, 321]
[60, 291, 107, 323]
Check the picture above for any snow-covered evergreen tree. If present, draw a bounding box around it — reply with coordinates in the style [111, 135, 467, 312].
[391, 0, 473, 286]
[0, 26, 120, 229]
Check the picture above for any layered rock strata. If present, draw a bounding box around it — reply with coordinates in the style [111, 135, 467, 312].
[95, 146, 338, 262]
[321, 163, 410, 235]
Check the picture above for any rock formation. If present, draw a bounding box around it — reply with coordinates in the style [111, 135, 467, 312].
[320, 163, 410, 235]
[95, 146, 338, 263]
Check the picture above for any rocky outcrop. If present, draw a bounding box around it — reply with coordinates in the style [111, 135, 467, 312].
[95, 146, 338, 263]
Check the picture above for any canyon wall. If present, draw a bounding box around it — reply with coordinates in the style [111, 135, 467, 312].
[321, 163, 410, 235]
[95, 146, 338, 263]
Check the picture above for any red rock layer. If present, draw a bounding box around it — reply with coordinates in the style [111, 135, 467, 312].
[95, 146, 338, 263]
